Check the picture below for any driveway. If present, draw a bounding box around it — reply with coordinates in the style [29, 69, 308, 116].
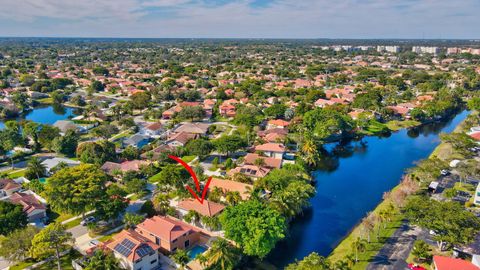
[67, 224, 93, 254]
[366, 223, 425, 270]
[0, 258, 11, 270]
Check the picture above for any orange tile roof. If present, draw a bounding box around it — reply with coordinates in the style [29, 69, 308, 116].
[433, 255, 480, 270]
[244, 153, 282, 169]
[209, 178, 253, 200]
[106, 230, 159, 262]
[177, 199, 225, 217]
[255, 143, 286, 153]
[136, 216, 199, 242]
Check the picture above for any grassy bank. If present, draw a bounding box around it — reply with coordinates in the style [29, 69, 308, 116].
[386, 120, 421, 131]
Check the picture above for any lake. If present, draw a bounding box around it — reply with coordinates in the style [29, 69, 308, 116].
[0, 105, 77, 129]
[268, 110, 470, 267]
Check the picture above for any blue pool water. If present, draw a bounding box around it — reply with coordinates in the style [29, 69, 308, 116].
[268, 110, 471, 267]
[188, 245, 207, 260]
[0, 105, 77, 129]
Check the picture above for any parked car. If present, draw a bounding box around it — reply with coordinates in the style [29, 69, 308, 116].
[440, 169, 450, 176]
[80, 216, 96, 226]
[89, 239, 100, 246]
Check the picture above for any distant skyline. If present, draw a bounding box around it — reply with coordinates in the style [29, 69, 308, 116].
[0, 0, 479, 39]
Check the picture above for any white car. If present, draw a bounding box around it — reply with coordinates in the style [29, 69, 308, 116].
[80, 216, 96, 226]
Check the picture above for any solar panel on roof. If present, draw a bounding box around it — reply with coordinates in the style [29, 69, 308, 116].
[114, 243, 132, 257]
[121, 239, 136, 249]
[136, 245, 153, 257]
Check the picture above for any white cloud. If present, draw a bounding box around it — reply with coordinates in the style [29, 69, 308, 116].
[0, 0, 478, 38]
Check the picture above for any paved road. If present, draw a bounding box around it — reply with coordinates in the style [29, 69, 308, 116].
[366, 223, 424, 270]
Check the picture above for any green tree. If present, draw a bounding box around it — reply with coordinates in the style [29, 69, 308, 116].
[185, 138, 213, 158]
[214, 135, 246, 158]
[176, 106, 206, 121]
[0, 226, 39, 263]
[44, 164, 108, 217]
[52, 129, 79, 157]
[76, 141, 116, 165]
[0, 201, 28, 235]
[351, 237, 367, 263]
[203, 238, 240, 270]
[38, 124, 61, 150]
[123, 213, 144, 229]
[411, 240, 431, 262]
[285, 252, 331, 270]
[130, 92, 150, 109]
[84, 249, 121, 270]
[172, 249, 189, 268]
[25, 156, 47, 180]
[30, 223, 74, 270]
[220, 200, 286, 258]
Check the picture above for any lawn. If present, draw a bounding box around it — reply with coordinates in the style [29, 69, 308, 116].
[328, 198, 403, 269]
[36, 97, 53, 105]
[148, 172, 162, 183]
[7, 169, 27, 178]
[98, 230, 121, 242]
[10, 250, 81, 270]
[181, 155, 196, 163]
[386, 120, 421, 131]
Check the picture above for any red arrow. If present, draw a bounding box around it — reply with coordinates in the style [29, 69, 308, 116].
[168, 155, 212, 204]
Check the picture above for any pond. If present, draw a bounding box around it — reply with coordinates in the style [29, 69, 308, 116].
[0, 105, 78, 129]
[268, 110, 471, 267]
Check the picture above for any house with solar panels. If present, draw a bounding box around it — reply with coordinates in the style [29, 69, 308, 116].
[105, 230, 161, 270]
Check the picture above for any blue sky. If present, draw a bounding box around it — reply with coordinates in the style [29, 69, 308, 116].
[0, 0, 479, 38]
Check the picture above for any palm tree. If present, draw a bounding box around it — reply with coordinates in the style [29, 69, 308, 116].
[301, 136, 318, 166]
[351, 237, 367, 263]
[123, 213, 144, 229]
[204, 238, 240, 270]
[26, 156, 46, 180]
[84, 250, 121, 270]
[225, 191, 241, 206]
[172, 249, 189, 269]
[153, 193, 170, 215]
[184, 210, 200, 225]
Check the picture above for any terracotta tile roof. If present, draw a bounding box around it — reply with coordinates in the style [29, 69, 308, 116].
[267, 119, 290, 127]
[264, 132, 286, 143]
[9, 192, 46, 214]
[227, 164, 271, 178]
[136, 215, 199, 242]
[254, 143, 286, 153]
[469, 132, 480, 141]
[145, 122, 163, 131]
[258, 128, 288, 137]
[167, 131, 199, 145]
[209, 178, 253, 200]
[244, 153, 282, 169]
[433, 255, 480, 270]
[177, 199, 225, 217]
[106, 230, 159, 262]
[0, 178, 21, 191]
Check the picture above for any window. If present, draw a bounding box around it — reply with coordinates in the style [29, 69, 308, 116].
[155, 237, 160, 245]
[185, 240, 190, 248]
[150, 259, 157, 265]
[172, 239, 177, 243]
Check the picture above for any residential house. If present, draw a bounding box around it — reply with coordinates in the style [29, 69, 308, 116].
[209, 178, 253, 200]
[9, 192, 47, 223]
[143, 122, 164, 137]
[140, 145, 175, 160]
[165, 132, 199, 148]
[243, 153, 282, 169]
[433, 255, 480, 270]
[135, 215, 206, 253]
[254, 143, 286, 159]
[41, 157, 81, 175]
[177, 199, 225, 218]
[314, 98, 336, 108]
[266, 119, 290, 130]
[105, 230, 161, 270]
[53, 120, 82, 135]
[227, 164, 271, 180]
[0, 178, 22, 198]
[124, 134, 151, 149]
[173, 122, 210, 135]
[101, 160, 149, 175]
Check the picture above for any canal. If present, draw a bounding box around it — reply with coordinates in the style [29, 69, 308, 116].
[268, 110, 471, 267]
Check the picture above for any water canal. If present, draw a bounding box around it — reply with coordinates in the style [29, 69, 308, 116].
[269, 110, 471, 267]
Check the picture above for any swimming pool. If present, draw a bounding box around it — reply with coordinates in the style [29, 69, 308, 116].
[188, 245, 207, 260]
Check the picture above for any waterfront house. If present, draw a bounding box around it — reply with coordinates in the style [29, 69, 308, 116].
[209, 178, 253, 200]
[243, 153, 282, 169]
[227, 164, 271, 180]
[177, 199, 225, 218]
[254, 143, 286, 159]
